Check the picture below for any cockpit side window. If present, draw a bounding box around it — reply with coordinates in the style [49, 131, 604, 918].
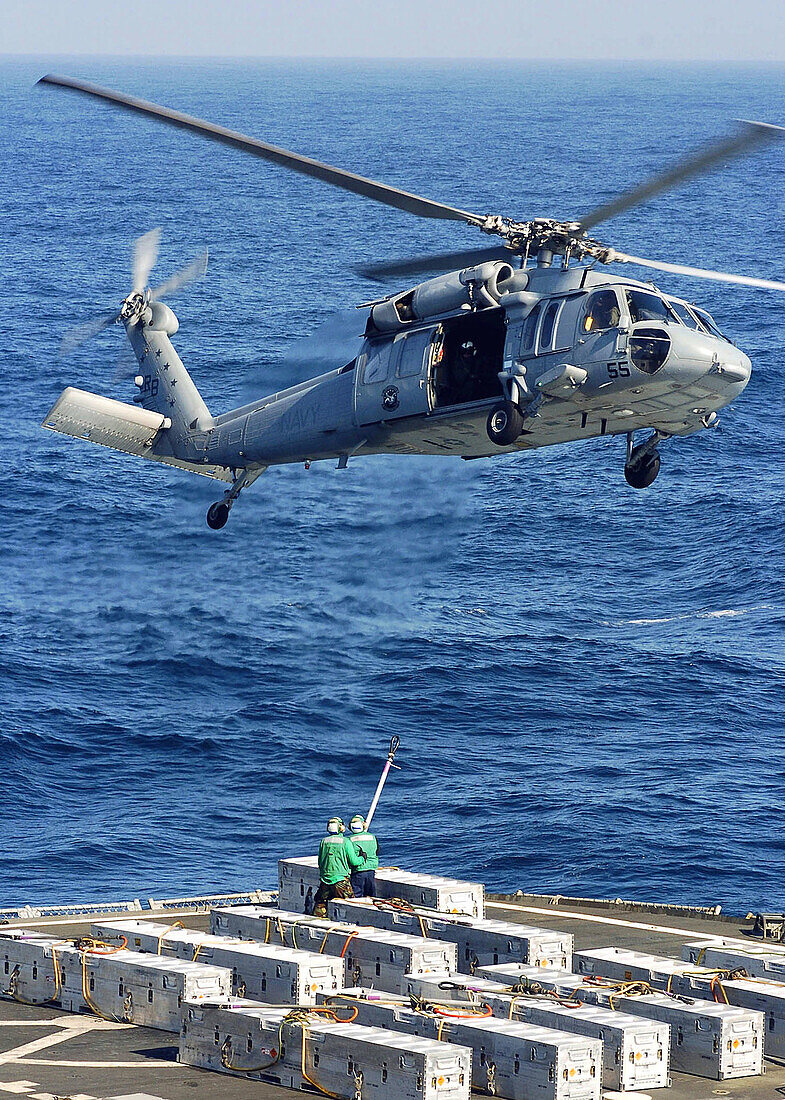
[626, 289, 674, 325]
[583, 289, 621, 333]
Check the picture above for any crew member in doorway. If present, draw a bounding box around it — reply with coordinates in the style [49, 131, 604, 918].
[452, 341, 482, 402]
[347, 814, 379, 897]
[313, 817, 363, 917]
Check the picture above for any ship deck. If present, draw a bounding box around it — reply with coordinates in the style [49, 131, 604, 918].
[0, 893, 782, 1100]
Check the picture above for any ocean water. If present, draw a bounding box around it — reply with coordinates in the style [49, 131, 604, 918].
[1, 58, 784, 913]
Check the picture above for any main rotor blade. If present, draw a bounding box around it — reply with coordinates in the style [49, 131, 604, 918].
[132, 227, 161, 293]
[39, 74, 486, 227]
[280, 306, 371, 373]
[59, 309, 120, 357]
[612, 250, 785, 293]
[579, 121, 784, 233]
[151, 249, 208, 300]
[359, 245, 514, 281]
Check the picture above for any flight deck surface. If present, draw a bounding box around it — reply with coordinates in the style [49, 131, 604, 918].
[0, 894, 783, 1100]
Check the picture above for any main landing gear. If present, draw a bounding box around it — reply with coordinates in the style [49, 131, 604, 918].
[206, 467, 265, 529]
[624, 431, 667, 489]
[486, 401, 524, 446]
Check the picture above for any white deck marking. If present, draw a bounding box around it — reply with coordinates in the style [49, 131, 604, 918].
[0, 1019, 130, 1066]
[18, 1060, 177, 1068]
[485, 901, 718, 938]
[0, 1084, 38, 1095]
[0, 913, 184, 931]
[0, 1020, 123, 1030]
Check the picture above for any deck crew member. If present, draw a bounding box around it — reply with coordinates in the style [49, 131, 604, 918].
[347, 814, 379, 897]
[313, 817, 362, 917]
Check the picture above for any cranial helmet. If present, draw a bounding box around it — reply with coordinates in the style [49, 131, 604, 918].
[327, 817, 344, 834]
[349, 815, 365, 833]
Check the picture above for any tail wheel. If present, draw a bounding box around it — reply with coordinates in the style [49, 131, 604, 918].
[487, 401, 524, 446]
[206, 501, 231, 529]
[624, 446, 661, 489]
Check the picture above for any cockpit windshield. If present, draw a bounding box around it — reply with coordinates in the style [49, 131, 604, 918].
[625, 289, 676, 325]
[691, 306, 729, 341]
[666, 299, 701, 329]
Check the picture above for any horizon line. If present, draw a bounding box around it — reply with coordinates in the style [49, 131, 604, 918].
[3, 53, 785, 64]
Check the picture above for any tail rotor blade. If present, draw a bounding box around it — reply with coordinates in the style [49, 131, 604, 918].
[111, 345, 140, 385]
[611, 250, 785, 293]
[150, 249, 208, 300]
[59, 309, 120, 357]
[132, 227, 161, 293]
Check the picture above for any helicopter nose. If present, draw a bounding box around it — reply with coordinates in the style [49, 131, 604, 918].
[706, 348, 752, 389]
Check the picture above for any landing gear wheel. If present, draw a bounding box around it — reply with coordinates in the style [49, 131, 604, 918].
[487, 402, 523, 446]
[206, 501, 231, 529]
[624, 445, 661, 489]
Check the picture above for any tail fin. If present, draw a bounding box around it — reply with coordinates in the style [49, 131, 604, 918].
[42, 387, 233, 482]
[125, 301, 212, 446]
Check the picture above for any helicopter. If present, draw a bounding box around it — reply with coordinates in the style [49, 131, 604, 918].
[39, 74, 785, 529]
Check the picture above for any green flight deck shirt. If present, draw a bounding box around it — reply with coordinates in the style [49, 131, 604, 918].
[318, 833, 362, 885]
[347, 830, 379, 872]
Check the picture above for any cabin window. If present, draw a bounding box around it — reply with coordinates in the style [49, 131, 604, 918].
[538, 300, 561, 352]
[520, 303, 542, 353]
[397, 328, 433, 378]
[362, 341, 394, 384]
[583, 289, 620, 333]
[554, 295, 584, 350]
[625, 290, 673, 325]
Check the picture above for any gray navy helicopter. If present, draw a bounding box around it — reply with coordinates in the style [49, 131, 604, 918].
[39, 75, 785, 529]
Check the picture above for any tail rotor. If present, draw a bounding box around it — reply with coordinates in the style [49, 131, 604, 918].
[59, 228, 208, 359]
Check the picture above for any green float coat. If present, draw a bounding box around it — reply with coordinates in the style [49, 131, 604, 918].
[347, 831, 379, 871]
[318, 834, 362, 884]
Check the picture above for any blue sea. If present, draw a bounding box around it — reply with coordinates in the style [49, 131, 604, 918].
[1, 58, 784, 913]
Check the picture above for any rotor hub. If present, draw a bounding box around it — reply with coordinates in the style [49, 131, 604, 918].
[120, 290, 148, 323]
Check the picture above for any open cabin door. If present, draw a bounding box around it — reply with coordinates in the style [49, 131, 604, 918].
[354, 326, 434, 426]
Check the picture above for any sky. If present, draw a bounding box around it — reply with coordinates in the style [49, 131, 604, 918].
[2, 0, 785, 61]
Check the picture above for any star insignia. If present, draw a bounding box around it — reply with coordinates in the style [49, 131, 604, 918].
[155, 348, 162, 358]
[171, 378, 177, 387]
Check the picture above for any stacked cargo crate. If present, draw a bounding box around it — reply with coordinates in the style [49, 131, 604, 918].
[1, 860, 782, 1098]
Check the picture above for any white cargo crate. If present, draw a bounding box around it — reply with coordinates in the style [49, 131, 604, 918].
[477, 964, 764, 1080]
[92, 918, 344, 1005]
[211, 905, 456, 993]
[180, 998, 472, 1099]
[683, 940, 785, 980]
[0, 932, 69, 1004]
[321, 988, 602, 1100]
[329, 898, 572, 971]
[278, 857, 485, 918]
[405, 972, 670, 1092]
[57, 946, 231, 1030]
[576, 945, 785, 1059]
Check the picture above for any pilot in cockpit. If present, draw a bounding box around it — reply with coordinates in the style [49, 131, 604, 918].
[583, 290, 621, 333]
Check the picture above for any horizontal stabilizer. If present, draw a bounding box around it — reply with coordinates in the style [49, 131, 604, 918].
[42, 387, 234, 482]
